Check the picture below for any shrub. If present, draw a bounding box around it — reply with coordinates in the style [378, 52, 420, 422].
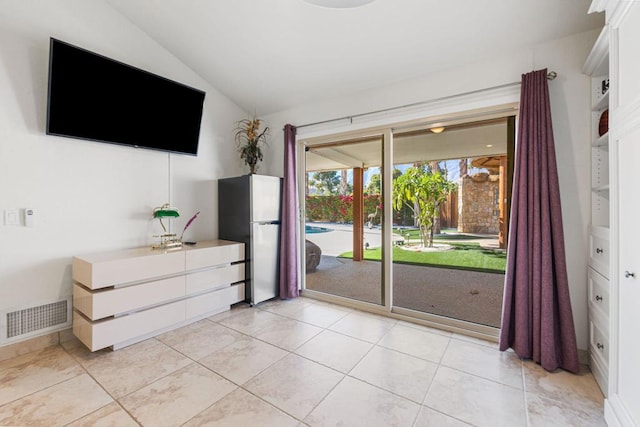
[306, 194, 382, 224]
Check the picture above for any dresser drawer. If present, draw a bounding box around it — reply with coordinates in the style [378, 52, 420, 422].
[185, 286, 238, 319]
[229, 283, 245, 304]
[73, 249, 185, 290]
[185, 264, 244, 295]
[588, 268, 609, 320]
[588, 226, 609, 278]
[73, 276, 186, 321]
[590, 320, 609, 366]
[185, 241, 244, 270]
[73, 300, 186, 351]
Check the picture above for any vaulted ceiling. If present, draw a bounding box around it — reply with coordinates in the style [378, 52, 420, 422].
[105, 0, 603, 115]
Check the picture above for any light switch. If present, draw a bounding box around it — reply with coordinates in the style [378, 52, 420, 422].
[4, 209, 19, 226]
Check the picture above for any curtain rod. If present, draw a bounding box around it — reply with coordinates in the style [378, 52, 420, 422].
[295, 70, 557, 130]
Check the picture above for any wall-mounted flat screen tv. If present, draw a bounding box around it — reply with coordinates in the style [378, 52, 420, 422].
[46, 38, 205, 156]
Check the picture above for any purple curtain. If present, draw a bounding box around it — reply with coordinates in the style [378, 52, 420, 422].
[279, 124, 300, 299]
[499, 69, 579, 374]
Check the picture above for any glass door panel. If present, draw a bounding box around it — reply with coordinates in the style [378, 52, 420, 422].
[304, 137, 384, 305]
[391, 119, 512, 327]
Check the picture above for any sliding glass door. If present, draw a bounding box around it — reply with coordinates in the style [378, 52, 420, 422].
[299, 109, 517, 332]
[391, 118, 513, 327]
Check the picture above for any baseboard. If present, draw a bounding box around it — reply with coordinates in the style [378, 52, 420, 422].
[605, 394, 637, 427]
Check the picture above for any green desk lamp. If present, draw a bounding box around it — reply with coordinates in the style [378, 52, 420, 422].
[152, 203, 182, 249]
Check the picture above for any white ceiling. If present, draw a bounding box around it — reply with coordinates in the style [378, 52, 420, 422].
[105, 0, 603, 115]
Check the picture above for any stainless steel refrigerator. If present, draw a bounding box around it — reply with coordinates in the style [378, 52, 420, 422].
[218, 174, 282, 306]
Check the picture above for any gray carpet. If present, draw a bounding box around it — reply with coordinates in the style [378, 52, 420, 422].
[305, 256, 504, 328]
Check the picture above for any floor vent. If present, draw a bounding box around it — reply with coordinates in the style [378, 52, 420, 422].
[3, 299, 71, 343]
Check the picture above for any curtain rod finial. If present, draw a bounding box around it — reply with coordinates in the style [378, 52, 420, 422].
[547, 71, 557, 80]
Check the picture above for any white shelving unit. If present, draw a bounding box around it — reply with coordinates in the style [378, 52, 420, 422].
[586, 2, 640, 425]
[584, 26, 610, 397]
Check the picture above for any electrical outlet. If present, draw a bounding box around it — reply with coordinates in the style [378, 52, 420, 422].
[4, 209, 19, 226]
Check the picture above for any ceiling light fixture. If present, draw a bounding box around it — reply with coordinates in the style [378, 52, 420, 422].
[429, 126, 445, 134]
[303, 0, 376, 8]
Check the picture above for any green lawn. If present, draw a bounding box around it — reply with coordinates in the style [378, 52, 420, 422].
[394, 228, 495, 241]
[340, 242, 506, 273]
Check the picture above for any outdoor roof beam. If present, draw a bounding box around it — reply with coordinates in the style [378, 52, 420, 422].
[309, 147, 364, 169]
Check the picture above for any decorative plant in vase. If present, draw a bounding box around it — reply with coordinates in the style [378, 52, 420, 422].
[235, 117, 269, 174]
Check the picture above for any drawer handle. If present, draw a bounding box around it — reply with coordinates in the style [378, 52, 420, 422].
[625, 271, 635, 279]
[596, 248, 603, 254]
[597, 342, 605, 350]
[595, 295, 603, 302]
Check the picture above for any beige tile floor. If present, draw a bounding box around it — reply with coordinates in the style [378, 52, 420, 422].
[0, 297, 606, 426]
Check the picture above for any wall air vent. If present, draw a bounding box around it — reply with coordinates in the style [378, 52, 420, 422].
[1, 298, 72, 345]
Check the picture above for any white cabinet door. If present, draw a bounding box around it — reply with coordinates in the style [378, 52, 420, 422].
[617, 127, 640, 426]
[615, 3, 640, 425]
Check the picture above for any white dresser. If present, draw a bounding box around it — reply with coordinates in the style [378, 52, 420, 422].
[72, 240, 245, 351]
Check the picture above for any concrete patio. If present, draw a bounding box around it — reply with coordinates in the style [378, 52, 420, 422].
[304, 223, 505, 328]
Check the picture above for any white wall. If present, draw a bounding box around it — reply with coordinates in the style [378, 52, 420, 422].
[0, 0, 247, 332]
[0, 0, 598, 350]
[263, 29, 599, 350]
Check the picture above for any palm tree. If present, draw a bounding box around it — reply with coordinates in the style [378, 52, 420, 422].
[392, 167, 456, 247]
[367, 205, 380, 229]
[339, 169, 348, 195]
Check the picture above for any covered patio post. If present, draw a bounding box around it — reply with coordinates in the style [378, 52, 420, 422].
[499, 155, 508, 249]
[353, 167, 364, 261]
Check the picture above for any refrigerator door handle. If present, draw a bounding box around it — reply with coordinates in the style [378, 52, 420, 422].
[254, 220, 281, 225]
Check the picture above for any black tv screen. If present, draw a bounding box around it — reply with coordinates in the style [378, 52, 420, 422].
[46, 38, 205, 156]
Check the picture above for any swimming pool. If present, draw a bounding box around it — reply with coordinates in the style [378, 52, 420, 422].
[305, 225, 332, 234]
